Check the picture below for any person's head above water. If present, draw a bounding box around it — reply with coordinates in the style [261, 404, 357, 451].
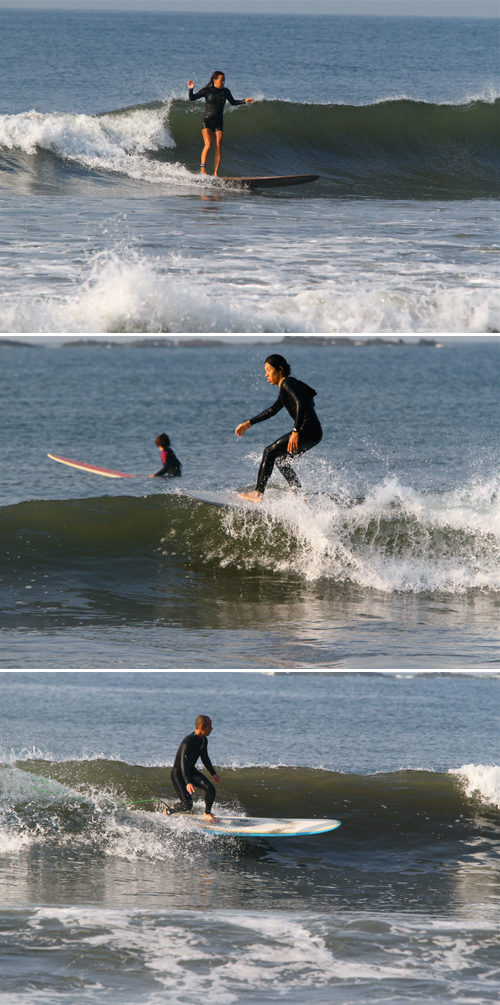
[264, 354, 291, 385]
[155, 433, 171, 449]
[195, 715, 213, 736]
[208, 70, 225, 89]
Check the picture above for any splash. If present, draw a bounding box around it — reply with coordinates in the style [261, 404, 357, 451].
[1, 246, 498, 335]
[450, 764, 500, 809]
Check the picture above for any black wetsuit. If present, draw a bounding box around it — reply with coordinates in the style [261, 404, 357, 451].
[170, 731, 217, 813]
[249, 376, 322, 494]
[154, 448, 182, 478]
[188, 83, 246, 131]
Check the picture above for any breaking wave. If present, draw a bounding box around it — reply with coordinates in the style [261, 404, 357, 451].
[1, 97, 499, 199]
[1, 476, 499, 597]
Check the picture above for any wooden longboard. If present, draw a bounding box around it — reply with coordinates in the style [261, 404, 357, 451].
[222, 174, 319, 188]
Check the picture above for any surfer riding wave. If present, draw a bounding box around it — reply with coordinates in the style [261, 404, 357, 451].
[188, 70, 254, 176]
[235, 354, 322, 502]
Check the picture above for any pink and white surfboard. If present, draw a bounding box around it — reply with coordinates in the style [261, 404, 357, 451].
[48, 453, 147, 479]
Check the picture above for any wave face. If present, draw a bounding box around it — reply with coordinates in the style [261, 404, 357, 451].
[1, 98, 498, 199]
[1, 480, 499, 605]
[2, 760, 499, 867]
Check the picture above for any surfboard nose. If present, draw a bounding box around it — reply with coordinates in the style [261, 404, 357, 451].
[222, 174, 320, 188]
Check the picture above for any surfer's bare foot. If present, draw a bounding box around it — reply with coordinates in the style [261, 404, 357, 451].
[238, 491, 263, 502]
[204, 812, 218, 822]
[200, 165, 206, 174]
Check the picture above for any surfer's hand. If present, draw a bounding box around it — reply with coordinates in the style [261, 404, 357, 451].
[188, 80, 194, 89]
[245, 98, 254, 104]
[213, 774, 221, 784]
[288, 431, 299, 454]
[235, 421, 251, 437]
[187, 783, 196, 795]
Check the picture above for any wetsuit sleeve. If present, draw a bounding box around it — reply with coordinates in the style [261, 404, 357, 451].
[200, 742, 216, 776]
[189, 86, 208, 101]
[154, 450, 169, 477]
[224, 87, 246, 106]
[249, 395, 285, 426]
[283, 378, 307, 431]
[154, 449, 182, 478]
[179, 741, 193, 785]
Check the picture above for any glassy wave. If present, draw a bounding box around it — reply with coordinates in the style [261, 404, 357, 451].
[1, 97, 499, 199]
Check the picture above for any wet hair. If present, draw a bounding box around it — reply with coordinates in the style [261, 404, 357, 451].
[155, 433, 171, 449]
[265, 354, 291, 377]
[207, 69, 225, 86]
[195, 714, 212, 730]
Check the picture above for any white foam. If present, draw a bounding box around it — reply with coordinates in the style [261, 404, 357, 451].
[0, 106, 205, 188]
[1, 243, 498, 335]
[17, 906, 499, 1004]
[221, 474, 500, 592]
[450, 764, 500, 809]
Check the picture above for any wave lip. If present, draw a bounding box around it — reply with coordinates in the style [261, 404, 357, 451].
[450, 764, 500, 809]
[0, 103, 198, 189]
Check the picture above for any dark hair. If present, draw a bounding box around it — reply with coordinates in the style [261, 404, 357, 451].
[155, 433, 171, 449]
[207, 69, 225, 86]
[265, 354, 291, 377]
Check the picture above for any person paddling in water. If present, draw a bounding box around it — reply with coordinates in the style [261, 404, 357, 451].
[166, 715, 221, 822]
[188, 70, 254, 176]
[235, 354, 323, 502]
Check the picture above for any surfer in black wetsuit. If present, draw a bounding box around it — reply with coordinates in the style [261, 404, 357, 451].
[150, 433, 182, 478]
[168, 715, 221, 822]
[187, 70, 254, 176]
[235, 354, 322, 501]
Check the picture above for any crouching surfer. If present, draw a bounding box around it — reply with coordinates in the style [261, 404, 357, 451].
[166, 715, 221, 822]
[235, 354, 322, 501]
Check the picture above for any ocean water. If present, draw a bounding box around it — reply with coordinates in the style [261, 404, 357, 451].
[0, 671, 499, 1005]
[0, 338, 499, 670]
[0, 10, 499, 333]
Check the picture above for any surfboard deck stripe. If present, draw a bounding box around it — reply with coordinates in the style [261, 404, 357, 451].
[158, 809, 341, 836]
[48, 453, 145, 478]
[198, 817, 341, 836]
[222, 174, 319, 188]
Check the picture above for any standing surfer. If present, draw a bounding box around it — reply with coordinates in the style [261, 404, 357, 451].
[166, 715, 221, 822]
[235, 354, 322, 502]
[187, 71, 254, 176]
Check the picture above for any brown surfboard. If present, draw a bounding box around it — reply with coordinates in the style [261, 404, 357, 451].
[221, 174, 319, 188]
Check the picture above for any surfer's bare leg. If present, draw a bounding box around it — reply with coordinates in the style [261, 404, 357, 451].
[213, 130, 223, 176]
[201, 128, 213, 173]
